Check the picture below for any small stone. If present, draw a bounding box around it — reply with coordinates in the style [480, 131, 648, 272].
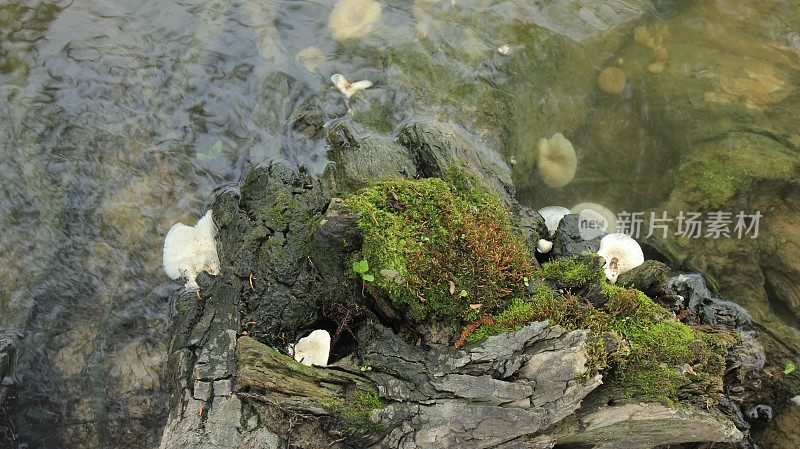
[615, 260, 670, 297]
[748, 404, 773, 421]
[598, 67, 627, 95]
[246, 414, 259, 430]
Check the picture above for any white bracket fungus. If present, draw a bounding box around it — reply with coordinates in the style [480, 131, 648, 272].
[292, 329, 331, 367]
[162, 210, 220, 291]
[331, 73, 373, 99]
[597, 233, 644, 284]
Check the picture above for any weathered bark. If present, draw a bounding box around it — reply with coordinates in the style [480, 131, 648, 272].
[236, 321, 602, 449]
[529, 402, 743, 449]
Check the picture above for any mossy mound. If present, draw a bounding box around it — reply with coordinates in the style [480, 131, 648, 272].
[470, 257, 732, 404]
[346, 176, 731, 405]
[602, 284, 731, 403]
[344, 176, 533, 328]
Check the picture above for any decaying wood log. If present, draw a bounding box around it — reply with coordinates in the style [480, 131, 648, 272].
[236, 320, 602, 448]
[157, 126, 752, 449]
[530, 402, 743, 449]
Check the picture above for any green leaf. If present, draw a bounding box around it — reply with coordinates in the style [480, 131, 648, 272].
[523, 277, 529, 287]
[196, 140, 224, 162]
[458, 289, 468, 298]
[785, 363, 796, 375]
[362, 273, 375, 282]
[352, 260, 369, 274]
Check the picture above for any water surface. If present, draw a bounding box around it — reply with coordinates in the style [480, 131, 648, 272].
[1, 0, 799, 447]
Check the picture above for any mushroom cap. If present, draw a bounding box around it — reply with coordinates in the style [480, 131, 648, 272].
[331, 74, 373, 99]
[571, 202, 618, 238]
[538, 206, 571, 236]
[598, 67, 627, 94]
[536, 238, 553, 253]
[293, 329, 331, 367]
[537, 133, 577, 188]
[597, 233, 644, 283]
[328, 0, 383, 42]
[162, 210, 220, 290]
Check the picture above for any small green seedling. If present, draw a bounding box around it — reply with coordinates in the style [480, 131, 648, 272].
[458, 289, 468, 298]
[197, 140, 223, 162]
[352, 259, 374, 282]
[785, 362, 796, 375]
[523, 277, 530, 287]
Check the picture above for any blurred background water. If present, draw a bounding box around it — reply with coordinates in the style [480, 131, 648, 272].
[1, 0, 799, 447]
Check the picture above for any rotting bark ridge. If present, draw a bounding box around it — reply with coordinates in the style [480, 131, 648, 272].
[158, 121, 769, 449]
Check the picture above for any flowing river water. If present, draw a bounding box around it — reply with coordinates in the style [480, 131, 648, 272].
[1, 0, 799, 447]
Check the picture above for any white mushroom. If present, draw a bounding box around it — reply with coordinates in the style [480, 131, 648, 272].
[331, 73, 373, 99]
[293, 330, 331, 367]
[538, 206, 571, 237]
[537, 133, 577, 188]
[163, 210, 220, 291]
[536, 238, 553, 254]
[597, 233, 644, 284]
[328, 0, 382, 42]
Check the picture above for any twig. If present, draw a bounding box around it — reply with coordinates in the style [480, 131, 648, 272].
[455, 315, 495, 349]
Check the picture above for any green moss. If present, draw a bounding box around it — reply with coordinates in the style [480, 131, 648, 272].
[603, 285, 731, 403]
[254, 190, 303, 229]
[541, 257, 605, 289]
[469, 278, 731, 402]
[341, 390, 386, 433]
[345, 176, 533, 327]
[466, 297, 534, 344]
[343, 175, 731, 405]
[670, 133, 797, 210]
[466, 284, 605, 343]
[604, 284, 672, 323]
